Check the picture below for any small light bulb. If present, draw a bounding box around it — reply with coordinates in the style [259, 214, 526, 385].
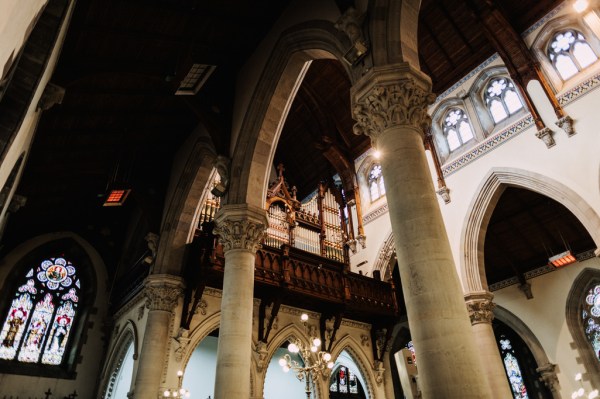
[177, 370, 183, 377]
[185, 392, 191, 399]
[573, 0, 589, 13]
[283, 365, 290, 373]
[580, 388, 586, 396]
[324, 353, 332, 361]
[327, 361, 334, 369]
[590, 390, 599, 399]
[576, 373, 583, 381]
[313, 338, 321, 347]
[163, 391, 171, 397]
[279, 358, 287, 367]
[574, 392, 580, 399]
[301, 313, 309, 321]
[374, 150, 381, 159]
[288, 343, 299, 353]
[311, 346, 317, 352]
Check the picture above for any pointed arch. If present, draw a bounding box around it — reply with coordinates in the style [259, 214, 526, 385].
[181, 311, 221, 369]
[153, 127, 218, 275]
[100, 320, 139, 399]
[373, 231, 395, 280]
[566, 268, 600, 388]
[461, 167, 600, 292]
[329, 334, 377, 399]
[226, 21, 350, 208]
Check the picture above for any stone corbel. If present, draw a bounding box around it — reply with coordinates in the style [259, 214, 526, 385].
[535, 127, 555, 148]
[37, 82, 65, 111]
[436, 186, 451, 205]
[356, 234, 366, 249]
[253, 340, 269, 372]
[537, 363, 560, 394]
[334, 7, 368, 65]
[464, 291, 495, 325]
[555, 115, 575, 137]
[211, 155, 231, 197]
[372, 360, 385, 385]
[174, 329, 191, 362]
[518, 281, 533, 300]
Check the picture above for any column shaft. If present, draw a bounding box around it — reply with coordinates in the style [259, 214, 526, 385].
[213, 249, 256, 398]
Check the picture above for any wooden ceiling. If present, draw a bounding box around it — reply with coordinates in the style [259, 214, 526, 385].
[5, 0, 581, 289]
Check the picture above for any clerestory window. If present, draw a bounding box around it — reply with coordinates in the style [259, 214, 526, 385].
[548, 29, 598, 81]
[442, 108, 475, 151]
[484, 78, 524, 124]
[368, 164, 386, 202]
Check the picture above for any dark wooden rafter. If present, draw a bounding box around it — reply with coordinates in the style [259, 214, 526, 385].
[466, 0, 565, 122]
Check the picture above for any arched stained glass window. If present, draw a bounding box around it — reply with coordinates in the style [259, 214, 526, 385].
[499, 335, 529, 399]
[484, 78, 524, 124]
[548, 30, 598, 81]
[582, 283, 600, 361]
[368, 164, 385, 202]
[0, 257, 80, 366]
[443, 108, 475, 151]
[329, 365, 365, 398]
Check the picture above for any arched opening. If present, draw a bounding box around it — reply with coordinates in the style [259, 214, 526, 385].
[181, 328, 219, 399]
[483, 187, 596, 291]
[492, 318, 552, 398]
[104, 340, 135, 399]
[329, 350, 368, 399]
[264, 340, 307, 399]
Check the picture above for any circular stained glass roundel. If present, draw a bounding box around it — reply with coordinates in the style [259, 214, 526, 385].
[46, 264, 68, 283]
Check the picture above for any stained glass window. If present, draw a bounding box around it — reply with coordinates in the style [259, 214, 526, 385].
[499, 336, 529, 399]
[484, 78, 524, 124]
[329, 364, 365, 398]
[548, 30, 598, 81]
[0, 257, 80, 366]
[582, 284, 600, 361]
[406, 341, 417, 364]
[443, 108, 475, 151]
[368, 164, 385, 202]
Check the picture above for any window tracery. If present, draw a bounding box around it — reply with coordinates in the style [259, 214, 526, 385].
[442, 108, 475, 151]
[368, 164, 385, 202]
[484, 78, 523, 124]
[548, 29, 598, 80]
[582, 283, 600, 361]
[498, 336, 529, 399]
[329, 365, 364, 398]
[0, 257, 80, 366]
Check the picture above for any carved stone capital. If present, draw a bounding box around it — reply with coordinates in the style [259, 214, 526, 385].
[144, 275, 184, 312]
[436, 186, 451, 204]
[555, 115, 575, 137]
[351, 64, 435, 144]
[535, 127, 555, 148]
[213, 204, 268, 253]
[465, 291, 495, 325]
[537, 363, 560, 393]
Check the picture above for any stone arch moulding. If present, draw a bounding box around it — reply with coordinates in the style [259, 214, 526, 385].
[493, 305, 560, 398]
[99, 320, 139, 399]
[565, 267, 600, 388]
[180, 311, 221, 369]
[373, 230, 395, 280]
[152, 127, 217, 276]
[261, 322, 323, 398]
[461, 167, 600, 293]
[329, 334, 377, 399]
[226, 21, 350, 208]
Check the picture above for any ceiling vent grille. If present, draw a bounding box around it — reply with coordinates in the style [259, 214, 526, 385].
[175, 64, 216, 95]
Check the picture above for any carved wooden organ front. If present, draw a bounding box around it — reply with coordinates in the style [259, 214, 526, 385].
[264, 166, 350, 264]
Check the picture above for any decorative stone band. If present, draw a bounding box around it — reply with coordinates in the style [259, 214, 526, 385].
[144, 275, 184, 312]
[213, 203, 268, 253]
[464, 291, 495, 325]
[351, 63, 436, 143]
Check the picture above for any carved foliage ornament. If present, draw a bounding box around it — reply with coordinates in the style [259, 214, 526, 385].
[466, 298, 495, 325]
[352, 79, 436, 140]
[213, 218, 266, 252]
[145, 284, 183, 312]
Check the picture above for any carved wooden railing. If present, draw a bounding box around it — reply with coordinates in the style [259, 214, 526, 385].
[207, 236, 397, 317]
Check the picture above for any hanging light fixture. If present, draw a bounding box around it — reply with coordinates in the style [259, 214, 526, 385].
[573, 0, 589, 13]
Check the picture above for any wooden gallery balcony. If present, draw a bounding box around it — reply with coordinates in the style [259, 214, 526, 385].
[180, 226, 399, 331]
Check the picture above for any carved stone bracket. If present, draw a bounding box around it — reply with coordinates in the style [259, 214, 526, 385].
[334, 7, 368, 65]
[351, 64, 435, 145]
[373, 360, 385, 385]
[535, 127, 555, 148]
[519, 282, 534, 300]
[555, 115, 575, 137]
[356, 234, 366, 249]
[213, 204, 268, 253]
[464, 291, 495, 325]
[144, 276, 184, 312]
[253, 340, 269, 372]
[536, 363, 560, 394]
[37, 82, 65, 111]
[436, 186, 451, 204]
[174, 329, 191, 363]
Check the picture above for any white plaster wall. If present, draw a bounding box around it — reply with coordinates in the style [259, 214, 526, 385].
[0, 0, 47, 80]
[182, 335, 218, 399]
[263, 348, 306, 399]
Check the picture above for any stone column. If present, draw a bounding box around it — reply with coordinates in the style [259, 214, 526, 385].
[212, 204, 268, 399]
[133, 274, 184, 399]
[351, 63, 490, 398]
[465, 291, 513, 399]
